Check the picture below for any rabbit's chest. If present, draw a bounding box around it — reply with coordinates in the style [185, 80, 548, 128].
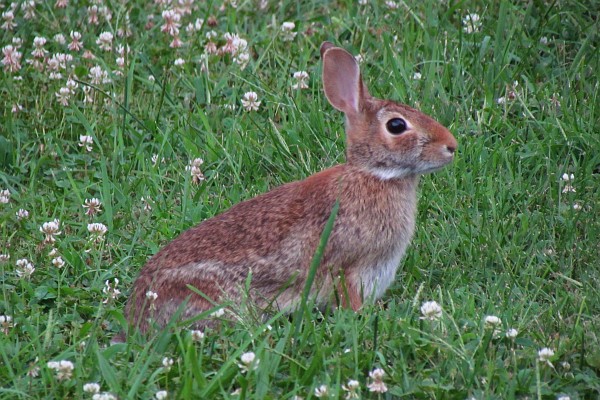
[343, 198, 417, 299]
[358, 250, 405, 300]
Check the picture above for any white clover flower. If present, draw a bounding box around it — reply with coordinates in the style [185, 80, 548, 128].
[550, 93, 561, 109]
[83, 382, 101, 393]
[370, 368, 385, 380]
[155, 390, 168, 400]
[210, 308, 225, 318]
[54, 52, 72, 69]
[314, 384, 328, 398]
[186, 18, 204, 33]
[23, 1, 37, 19]
[0, 254, 9, 263]
[114, 57, 125, 74]
[69, 31, 83, 51]
[79, 135, 94, 152]
[342, 379, 360, 399]
[543, 248, 555, 256]
[45, 55, 60, 72]
[52, 256, 65, 268]
[96, 32, 113, 51]
[55, 87, 71, 106]
[221, 33, 248, 56]
[561, 173, 574, 181]
[27, 360, 40, 377]
[506, 328, 518, 339]
[151, 154, 165, 165]
[0, 189, 10, 204]
[0, 315, 14, 334]
[146, 291, 158, 301]
[83, 198, 102, 216]
[538, 347, 555, 366]
[185, 158, 205, 184]
[238, 351, 259, 372]
[31, 36, 48, 58]
[1, 45, 22, 73]
[562, 184, 576, 194]
[385, 0, 399, 9]
[88, 223, 108, 239]
[234, 51, 250, 69]
[484, 315, 501, 327]
[141, 197, 153, 212]
[162, 357, 174, 370]
[190, 330, 205, 341]
[292, 71, 309, 89]
[367, 367, 387, 393]
[1, 10, 17, 31]
[413, 72, 422, 80]
[65, 79, 78, 91]
[102, 278, 120, 303]
[572, 203, 582, 211]
[161, 9, 181, 36]
[174, 58, 185, 66]
[16, 209, 29, 220]
[10, 37, 22, 49]
[280, 22, 297, 41]
[170, 36, 183, 49]
[463, 13, 481, 34]
[420, 301, 442, 321]
[240, 352, 255, 364]
[116, 44, 129, 56]
[241, 91, 261, 111]
[16, 258, 35, 279]
[40, 219, 61, 243]
[88, 65, 111, 85]
[47, 360, 74, 380]
[540, 37, 549, 45]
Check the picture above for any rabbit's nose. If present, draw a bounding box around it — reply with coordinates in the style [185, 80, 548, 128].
[445, 144, 456, 154]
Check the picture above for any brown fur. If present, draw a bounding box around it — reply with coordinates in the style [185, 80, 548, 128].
[119, 42, 457, 339]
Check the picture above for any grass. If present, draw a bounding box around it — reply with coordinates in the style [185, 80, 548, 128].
[1, 0, 599, 398]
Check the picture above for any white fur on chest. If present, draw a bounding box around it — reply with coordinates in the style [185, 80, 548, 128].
[356, 243, 408, 301]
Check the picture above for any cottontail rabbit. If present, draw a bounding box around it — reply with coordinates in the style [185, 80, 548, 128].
[121, 42, 457, 337]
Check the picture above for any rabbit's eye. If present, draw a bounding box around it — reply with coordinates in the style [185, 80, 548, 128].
[386, 118, 407, 135]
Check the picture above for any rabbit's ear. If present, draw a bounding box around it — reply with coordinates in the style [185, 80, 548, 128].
[321, 43, 369, 117]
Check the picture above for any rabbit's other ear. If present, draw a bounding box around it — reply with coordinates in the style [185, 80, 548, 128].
[321, 43, 369, 117]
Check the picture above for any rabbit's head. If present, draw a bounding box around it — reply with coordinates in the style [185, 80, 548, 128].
[321, 42, 457, 180]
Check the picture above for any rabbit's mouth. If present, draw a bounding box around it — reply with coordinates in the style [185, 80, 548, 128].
[367, 148, 455, 179]
[414, 157, 455, 174]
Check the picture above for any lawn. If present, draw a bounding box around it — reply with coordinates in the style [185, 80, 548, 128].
[1, 0, 599, 398]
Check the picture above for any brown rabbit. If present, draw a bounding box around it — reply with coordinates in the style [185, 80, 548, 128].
[120, 42, 457, 338]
